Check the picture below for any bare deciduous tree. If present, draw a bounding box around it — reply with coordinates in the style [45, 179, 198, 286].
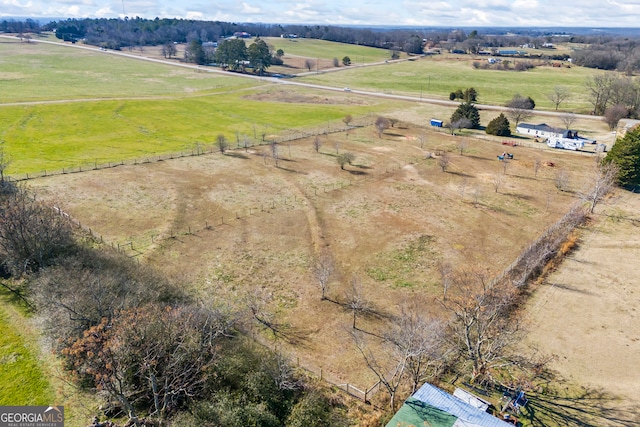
[578, 162, 618, 213]
[502, 158, 510, 175]
[438, 152, 451, 172]
[441, 269, 521, 385]
[313, 254, 335, 300]
[417, 134, 426, 149]
[449, 118, 471, 135]
[547, 85, 570, 111]
[555, 168, 570, 191]
[456, 139, 468, 156]
[506, 95, 535, 128]
[533, 158, 542, 178]
[216, 134, 228, 154]
[304, 59, 315, 71]
[337, 152, 356, 170]
[312, 135, 322, 153]
[270, 141, 280, 167]
[352, 329, 406, 411]
[559, 112, 577, 130]
[492, 173, 504, 193]
[345, 276, 370, 329]
[603, 104, 628, 131]
[386, 307, 447, 393]
[472, 185, 481, 207]
[586, 73, 616, 115]
[0, 185, 74, 275]
[375, 116, 390, 138]
[245, 286, 278, 333]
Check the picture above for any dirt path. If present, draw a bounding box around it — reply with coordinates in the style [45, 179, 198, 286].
[525, 189, 640, 424]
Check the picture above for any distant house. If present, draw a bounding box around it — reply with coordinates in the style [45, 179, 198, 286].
[516, 123, 557, 139]
[517, 123, 596, 150]
[430, 119, 443, 127]
[233, 31, 252, 38]
[385, 383, 514, 427]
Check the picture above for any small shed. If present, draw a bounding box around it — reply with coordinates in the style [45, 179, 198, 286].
[431, 119, 444, 127]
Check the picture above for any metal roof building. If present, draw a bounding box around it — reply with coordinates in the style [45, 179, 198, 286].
[385, 383, 513, 427]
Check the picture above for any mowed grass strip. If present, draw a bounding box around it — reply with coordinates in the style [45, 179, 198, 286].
[0, 37, 257, 102]
[299, 54, 601, 113]
[261, 37, 404, 63]
[2, 88, 386, 174]
[0, 290, 54, 405]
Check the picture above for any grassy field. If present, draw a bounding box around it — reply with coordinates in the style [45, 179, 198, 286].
[27, 119, 604, 425]
[261, 37, 406, 64]
[0, 37, 255, 102]
[1, 87, 396, 174]
[0, 37, 630, 425]
[0, 288, 54, 405]
[298, 54, 601, 112]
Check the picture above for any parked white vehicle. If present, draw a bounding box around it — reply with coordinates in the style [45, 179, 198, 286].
[546, 136, 585, 151]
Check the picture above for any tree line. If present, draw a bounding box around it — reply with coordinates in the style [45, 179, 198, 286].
[5, 17, 640, 72]
[0, 180, 349, 427]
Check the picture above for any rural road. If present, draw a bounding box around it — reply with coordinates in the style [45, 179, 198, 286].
[0, 34, 603, 122]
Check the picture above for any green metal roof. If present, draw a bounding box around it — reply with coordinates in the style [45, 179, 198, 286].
[385, 397, 458, 427]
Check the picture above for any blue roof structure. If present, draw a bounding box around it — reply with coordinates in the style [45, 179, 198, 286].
[386, 383, 513, 427]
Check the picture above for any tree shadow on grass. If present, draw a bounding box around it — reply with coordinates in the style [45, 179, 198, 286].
[276, 166, 307, 175]
[347, 169, 368, 176]
[447, 170, 474, 178]
[225, 152, 250, 159]
[523, 386, 640, 427]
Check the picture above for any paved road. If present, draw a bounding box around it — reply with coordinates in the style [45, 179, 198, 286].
[0, 34, 603, 122]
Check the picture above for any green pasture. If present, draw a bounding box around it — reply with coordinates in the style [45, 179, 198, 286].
[0, 88, 388, 174]
[0, 289, 54, 405]
[261, 37, 403, 63]
[299, 55, 603, 113]
[0, 37, 256, 102]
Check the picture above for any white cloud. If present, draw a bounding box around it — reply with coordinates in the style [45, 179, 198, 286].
[241, 2, 261, 14]
[185, 10, 203, 19]
[1, 0, 640, 27]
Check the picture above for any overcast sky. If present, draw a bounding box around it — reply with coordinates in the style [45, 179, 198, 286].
[3, 0, 640, 28]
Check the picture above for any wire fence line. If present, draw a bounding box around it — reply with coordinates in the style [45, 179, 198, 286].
[253, 330, 384, 406]
[7, 115, 379, 183]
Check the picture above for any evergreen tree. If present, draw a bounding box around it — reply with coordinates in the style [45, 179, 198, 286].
[486, 113, 511, 136]
[604, 126, 640, 187]
[450, 102, 480, 129]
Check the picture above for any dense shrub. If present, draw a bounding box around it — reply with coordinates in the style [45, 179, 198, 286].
[486, 113, 512, 136]
[605, 126, 640, 187]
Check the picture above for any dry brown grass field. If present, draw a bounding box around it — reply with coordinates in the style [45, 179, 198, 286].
[524, 189, 640, 426]
[28, 115, 601, 395]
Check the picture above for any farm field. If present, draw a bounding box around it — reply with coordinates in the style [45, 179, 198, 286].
[0, 36, 256, 102]
[1, 87, 391, 174]
[524, 189, 640, 426]
[298, 54, 600, 113]
[2, 37, 634, 425]
[28, 120, 601, 402]
[3, 35, 605, 115]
